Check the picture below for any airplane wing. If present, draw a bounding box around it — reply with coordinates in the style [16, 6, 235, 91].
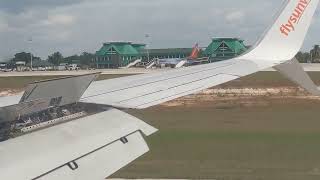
[0, 108, 157, 180]
[0, 0, 319, 179]
[81, 0, 319, 109]
[81, 59, 262, 109]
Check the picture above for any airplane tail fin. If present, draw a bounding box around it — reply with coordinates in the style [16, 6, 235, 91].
[189, 43, 200, 59]
[240, 0, 319, 62]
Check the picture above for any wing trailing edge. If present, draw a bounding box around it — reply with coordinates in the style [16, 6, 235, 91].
[0, 108, 157, 180]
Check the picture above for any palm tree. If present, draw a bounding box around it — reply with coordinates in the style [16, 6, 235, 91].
[310, 45, 320, 63]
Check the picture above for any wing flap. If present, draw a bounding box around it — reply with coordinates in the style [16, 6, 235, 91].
[0, 108, 157, 180]
[36, 132, 148, 180]
[0, 94, 23, 108]
[20, 73, 99, 106]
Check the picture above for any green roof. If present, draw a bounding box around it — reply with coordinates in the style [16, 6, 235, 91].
[132, 44, 146, 51]
[96, 42, 142, 56]
[204, 38, 247, 56]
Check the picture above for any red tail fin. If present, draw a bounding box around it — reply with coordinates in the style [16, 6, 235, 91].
[189, 43, 200, 59]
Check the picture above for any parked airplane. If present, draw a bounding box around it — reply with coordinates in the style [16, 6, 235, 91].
[155, 43, 201, 68]
[0, 0, 319, 179]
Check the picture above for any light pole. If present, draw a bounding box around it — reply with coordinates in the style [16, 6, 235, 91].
[28, 37, 33, 70]
[30, 53, 33, 71]
[145, 34, 151, 62]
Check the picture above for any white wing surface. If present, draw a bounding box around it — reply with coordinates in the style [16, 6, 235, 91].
[81, 59, 260, 109]
[0, 0, 319, 180]
[81, 0, 319, 109]
[0, 108, 157, 180]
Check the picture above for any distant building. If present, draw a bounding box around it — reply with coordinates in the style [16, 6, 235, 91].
[94, 39, 247, 68]
[61, 58, 82, 67]
[94, 42, 194, 69]
[95, 42, 145, 69]
[15, 61, 26, 72]
[140, 48, 193, 61]
[56, 63, 68, 71]
[204, 38, 248, 61]
[26, 60, 53, 71]
[0, 63, 7, 69]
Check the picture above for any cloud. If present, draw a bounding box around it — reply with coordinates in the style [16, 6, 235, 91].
[0, 14, 8, 32]
[0, 0, 87, 13]
[0, 0, 319, 60]
[225, 11, 246, 23]
[42, 15, 75, 26]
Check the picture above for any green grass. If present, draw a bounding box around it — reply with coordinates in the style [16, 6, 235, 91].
[1, 71, 320, 91]
[218, 71, 320, 88]
[0, 74, 132, 90]
[110, 100, 320, 180]
[0, 76, 66, 90]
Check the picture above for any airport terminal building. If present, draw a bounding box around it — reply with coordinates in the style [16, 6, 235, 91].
[94, 42, 193, 69]
[204, 38, 248, 62]
[94, 42, 145, 68]
[94, 38, 247, 68]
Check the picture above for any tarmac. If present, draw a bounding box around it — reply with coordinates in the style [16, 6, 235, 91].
[1, 63, 320, 77]
[0, 68, 166, 77]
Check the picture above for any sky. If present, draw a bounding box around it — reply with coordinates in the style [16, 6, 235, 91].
[0, 0, 320, 60]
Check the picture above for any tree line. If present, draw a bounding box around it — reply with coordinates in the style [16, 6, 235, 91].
[6, 44, 320, 68]
[8, 51, 95, 68]
[296, 45, 320, 63]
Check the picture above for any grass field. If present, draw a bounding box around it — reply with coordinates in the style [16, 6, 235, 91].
[218, 71, 320, 88]
[0, 74, 131, 91]
[1, 71, 320, 91]
[114, 98, 320, 180]
[1, 71, 320, 179]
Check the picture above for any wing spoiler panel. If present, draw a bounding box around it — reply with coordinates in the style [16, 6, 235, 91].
[0, 108, 157, 180]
